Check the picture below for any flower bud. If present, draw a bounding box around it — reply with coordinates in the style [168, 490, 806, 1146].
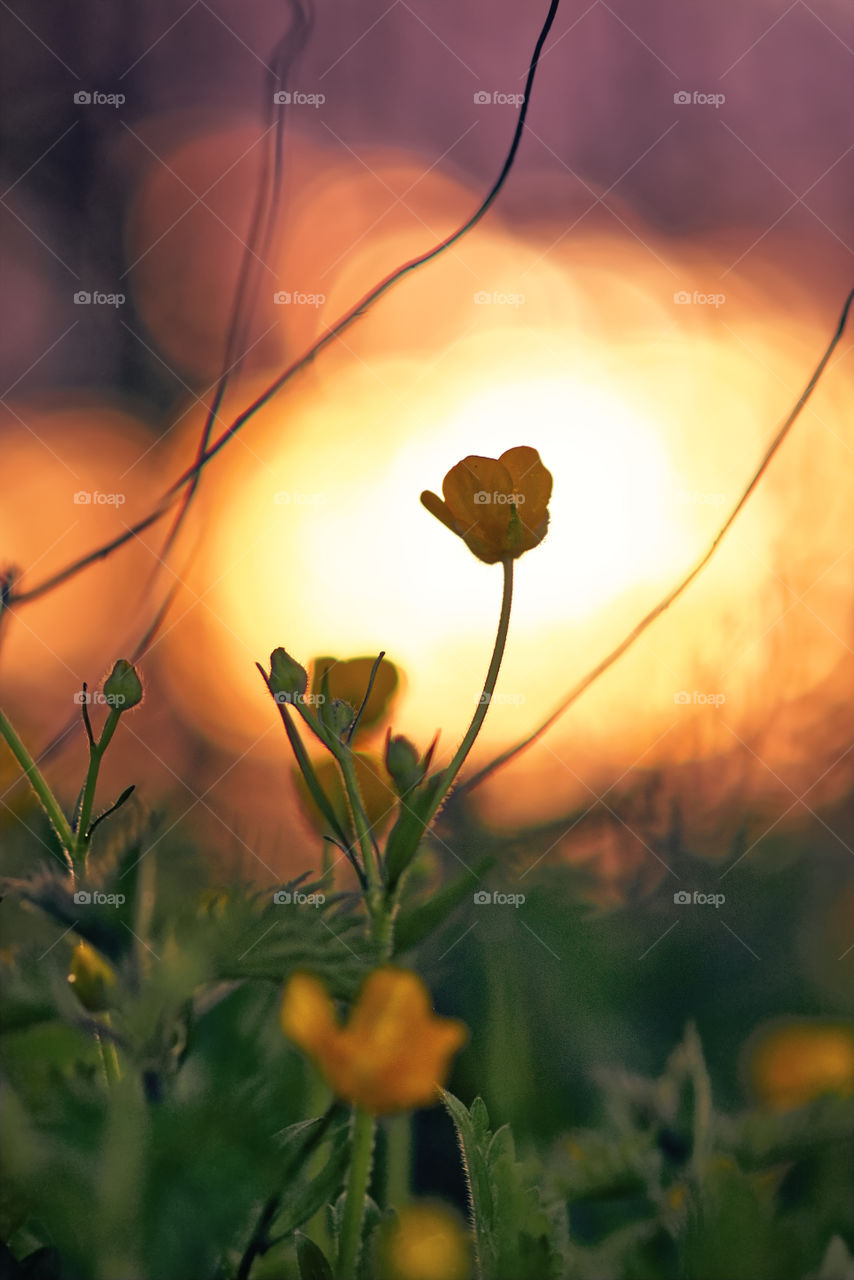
[102, 659, 142, 711]
[269, 648, 308, 702]
[319, 697, 355, 739]
[68, 940, 116, 1012]
[385, 733, 424, 794]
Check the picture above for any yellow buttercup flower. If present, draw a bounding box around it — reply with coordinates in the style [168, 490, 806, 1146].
[294, 750, 397, 838]
[747, 1020, 854, 1111]
[281, 967, 467, 1114]
[421, 446, 552, 564]
[310, 656, 400, 734]
[378, 1202, 472, 1280]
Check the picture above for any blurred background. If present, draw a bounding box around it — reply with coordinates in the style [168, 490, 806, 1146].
[1, 0, 853, 1139]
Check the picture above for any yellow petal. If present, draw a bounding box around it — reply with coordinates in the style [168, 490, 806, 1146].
[310, 656, 400, 731]
[280, 972, 339, 1057]
[420, 490, 458, 534]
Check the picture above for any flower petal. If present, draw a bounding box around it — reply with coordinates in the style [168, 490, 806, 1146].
[280, 972, 339, 1057]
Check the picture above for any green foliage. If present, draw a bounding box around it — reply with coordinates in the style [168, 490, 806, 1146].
[443, 1091, 565, 1279]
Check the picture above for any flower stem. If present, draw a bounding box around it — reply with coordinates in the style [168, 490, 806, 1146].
[430, 556, 514, 826]
[336, 1107, 376, 1280]
[0, 708, 75, 867]
[74, 707, 121, 867]
[384, 1112, 412, 1209]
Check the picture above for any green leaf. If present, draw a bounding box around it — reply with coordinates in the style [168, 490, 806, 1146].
[295, 1232, 334, 1280]
[274, 1124, 351, 1238]
[384, 774, 447, 891]
[443, 1091, 562, 1280]
[394, 857, 494, 953]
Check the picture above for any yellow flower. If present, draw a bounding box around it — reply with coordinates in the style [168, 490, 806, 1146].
[294, 750, 397, 838]
[421, 446, 552, 564]
[67, 940, 116, 1012]
[310, 656, 400, 734]
[747, 1020, 854, 1110]
[281, 968, 467, 1114]
[378, 1202, 472, 1280]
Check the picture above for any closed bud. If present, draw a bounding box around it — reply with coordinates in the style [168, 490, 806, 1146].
[102, 659, 142, 711]
[269, 648, 308, 702]
[320, 697, 355, 739]
[385, 732, 424, 794]
[68, 940, 116, 1012]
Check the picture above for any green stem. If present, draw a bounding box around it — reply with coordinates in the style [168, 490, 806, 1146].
[74, 708, 121, 865]
[0, 708, 75, 864]
[338, 751, 379, 893]
[384, 1112, 412, 1209]
[336, 1107, 376, 1280]
[96, 1015, 121, 1087]
[427, 557, 514, 831]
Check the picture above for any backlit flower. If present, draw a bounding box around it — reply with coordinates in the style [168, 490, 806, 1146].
[310, 656, 400, 734]
[378, 1202, 472, 1280]
[281, 967, 467, 1114]
[747, 1020, 854, 1110]
[420, 446, 552, 564]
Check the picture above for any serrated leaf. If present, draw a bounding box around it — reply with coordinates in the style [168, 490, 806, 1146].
[295, 1231, 334, 1280]
[443, 1091, 560, 1280]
